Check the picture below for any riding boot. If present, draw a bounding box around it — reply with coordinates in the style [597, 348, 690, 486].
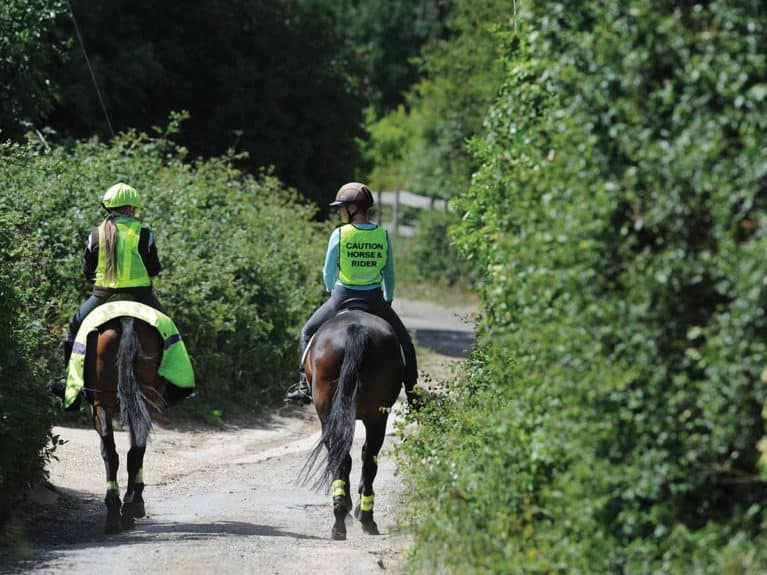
[50, 341, 73, 399]
[403, 341, 421, 410]
[285, 372, 312, 405]
[51, 341, 81, 410]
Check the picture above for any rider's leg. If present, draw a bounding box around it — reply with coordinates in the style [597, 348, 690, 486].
[375, 303, 419, 400]
[66, 294, 110, 344]
[286, 291, 347, 403]
[52, 295, 108, 402]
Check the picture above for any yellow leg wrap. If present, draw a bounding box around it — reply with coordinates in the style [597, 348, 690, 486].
[123, 493, 134, 503]
[360, 494, 375, 512]
[136, 468, 144, 484]
[106, 480, 119, 492]
[332, 479, 346, 497]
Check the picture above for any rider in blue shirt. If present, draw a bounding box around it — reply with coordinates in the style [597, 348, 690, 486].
[285, 182, 418, 405]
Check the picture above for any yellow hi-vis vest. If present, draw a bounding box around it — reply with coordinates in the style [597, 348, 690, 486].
[338, 224, 388, 286]
[95, 217, 151, 288]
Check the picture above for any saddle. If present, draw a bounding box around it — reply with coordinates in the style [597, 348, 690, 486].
[338, 297, 384, 315]
[311, 297, 406, 367]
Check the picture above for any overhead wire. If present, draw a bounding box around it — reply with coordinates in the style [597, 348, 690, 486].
[65, 0, 115, 138]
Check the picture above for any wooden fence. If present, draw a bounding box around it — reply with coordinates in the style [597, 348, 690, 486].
[375, 189, 449, 237]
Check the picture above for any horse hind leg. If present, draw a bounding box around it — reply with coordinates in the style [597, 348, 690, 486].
[121, 428, 147, 529]
[328, 446, 351, 541]
[331, 453, 353, 541]
[355, 420, 386, 535]
[94, 403, 122, 535]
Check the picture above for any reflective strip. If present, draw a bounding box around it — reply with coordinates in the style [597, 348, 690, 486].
[332, 479, 346, 497]
[136, 468, 144, 484]
[106, 480, 119, 492]
[360, 494, 374, 511]
[164, 333, 182, 349]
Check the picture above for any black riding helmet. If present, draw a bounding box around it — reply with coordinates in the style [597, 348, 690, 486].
[329, 182, 374, 210]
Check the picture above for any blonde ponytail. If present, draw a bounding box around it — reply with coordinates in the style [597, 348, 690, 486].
[99, 216, 118, 284]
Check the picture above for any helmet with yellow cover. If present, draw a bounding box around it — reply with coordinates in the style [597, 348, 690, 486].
[102, 183, 141, 209]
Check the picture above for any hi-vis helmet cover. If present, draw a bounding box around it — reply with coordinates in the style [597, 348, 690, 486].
[329, 182, 374, 209]
[102, 183, 141, 209]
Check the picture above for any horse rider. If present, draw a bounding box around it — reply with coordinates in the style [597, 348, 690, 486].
[51, 183, 168, 401]
[285, 182, 418, 405]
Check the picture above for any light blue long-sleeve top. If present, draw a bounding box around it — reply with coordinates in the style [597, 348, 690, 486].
[323, 224, 395, 301]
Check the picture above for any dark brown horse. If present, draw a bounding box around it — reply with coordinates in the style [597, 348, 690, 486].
[300, 309, 403, 540]
[85, 317, 166, 534]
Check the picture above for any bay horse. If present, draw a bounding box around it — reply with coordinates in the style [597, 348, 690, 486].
[85, 317, 167, 534]
[300, 309, 403, 540]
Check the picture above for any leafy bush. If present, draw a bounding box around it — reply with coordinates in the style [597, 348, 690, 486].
[0, 126, 327, 411]
[398, 209, 475, 289]
[401, 2, 767, 572]
[0, 219, 57, 522]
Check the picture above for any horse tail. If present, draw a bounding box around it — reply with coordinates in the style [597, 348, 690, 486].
[116, 318, 153, 446]
[301, 324, 367, 490]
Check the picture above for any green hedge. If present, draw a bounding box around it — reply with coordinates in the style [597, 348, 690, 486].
[397, 209, 476, 289]
[401, 2, 767, 573]
[0, 128, 327, 412]
[0, 221, 56, 523]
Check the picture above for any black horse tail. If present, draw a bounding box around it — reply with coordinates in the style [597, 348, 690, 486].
[301, 324, 366, 491]
[116, 318, 153, 447]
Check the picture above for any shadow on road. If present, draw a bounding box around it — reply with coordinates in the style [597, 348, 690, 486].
[139, 520, 325, 540]
[415, 329, 475, 358]
[2, 517, 325, 573]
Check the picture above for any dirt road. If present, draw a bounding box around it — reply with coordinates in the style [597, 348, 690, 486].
[2, 298, 474, 574]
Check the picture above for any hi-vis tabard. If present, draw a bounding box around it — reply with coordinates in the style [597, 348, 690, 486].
[64, 301, 195, 408]
[95, 217, 151, 288]
[338, 224, 388, 286]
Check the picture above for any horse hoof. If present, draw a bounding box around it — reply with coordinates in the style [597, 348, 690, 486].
[332, 526, 347, 541]
[361, 520, 380, 535]
[353, 503, 361, 520]
[121, 513, 136, 530]
[104, 519, 122, 535]
[123, 501, 146, 519]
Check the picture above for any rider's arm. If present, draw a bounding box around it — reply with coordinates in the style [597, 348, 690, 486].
[140, 228, 162, 277]
[82, 228, 98, 281]
[323, 228, 340, 293]
[382, 233, 395, 302]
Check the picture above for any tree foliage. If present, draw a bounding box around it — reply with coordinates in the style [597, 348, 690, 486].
[0, 0, 67, 138]
[401, 1, 767, 572]
[365, 0, 516, 198]
[330, 0, 447, 118]
[1, 0, 447, 208]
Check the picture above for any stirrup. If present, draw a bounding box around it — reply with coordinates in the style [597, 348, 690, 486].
[50, 378, 67, 400]
[284, 379, 312, 405]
